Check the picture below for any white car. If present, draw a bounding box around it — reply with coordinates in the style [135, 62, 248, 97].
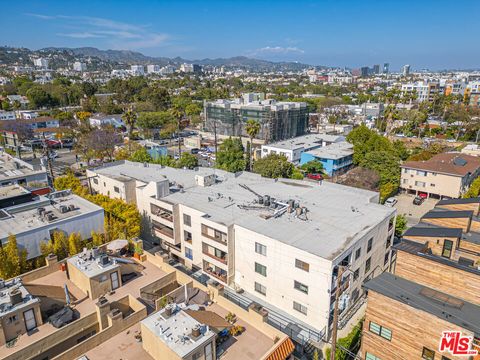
[384, 197, 398, 207]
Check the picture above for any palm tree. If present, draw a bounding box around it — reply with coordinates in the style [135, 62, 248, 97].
[122, 106, 137, 141]
[245, 119, 260, 171]
[170, 106, 184, 157]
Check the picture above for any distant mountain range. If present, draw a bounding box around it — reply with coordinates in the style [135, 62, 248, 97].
[1, 46, 320, 72]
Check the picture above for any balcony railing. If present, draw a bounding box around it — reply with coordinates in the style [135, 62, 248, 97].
[202, 249, 227, 264]
[152, 220, 174, 238]
[151, 203, 173, 222]
[201, 224, 227, 245]
[203, 261, 227, 283]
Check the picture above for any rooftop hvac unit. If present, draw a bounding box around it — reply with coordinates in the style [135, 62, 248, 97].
[46, 213, 55, 221]
[263, 195, 270, 206]
[192, 324, 201, 337]
[68, 204, 75, 212]
[37, 207, 45, 216]
[92, 247, 99, 258]
[99, 255, 110, 266]
[165, 303, 175, 317]
[59, 205, 68, 214]
[9, 288, 23, 305]
[258, 196, 264, 205]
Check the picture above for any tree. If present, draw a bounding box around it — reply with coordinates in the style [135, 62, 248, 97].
[300, 159, 324, 174]
[216, 137, 246, 172]
[395, 214, 407, 237]
[91, 231, 105, 247]
[122, 106, 138, 140]
[244, 119, 261, 170]
[76, 111, 92, 122]
[0, 235, 27, 279]
[253, 154, 294, 179]
[68, 233, 82, 256]
[463, 177, 480, 198]
[177, 152, 198, 169]
[52, 231, 69, 260]
[129, 147, 154, 163]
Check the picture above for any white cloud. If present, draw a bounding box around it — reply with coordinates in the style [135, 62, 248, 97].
[26, 13, 169, 49]
[253, 46, 305, 55]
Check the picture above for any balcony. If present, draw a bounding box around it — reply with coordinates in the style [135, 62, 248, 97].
[150, 203, 173, 222]
[202, 242, 227, 264]
[201, 224, 227, 245]
[152, 220, 174, 239]
[203, 260, 227, 283]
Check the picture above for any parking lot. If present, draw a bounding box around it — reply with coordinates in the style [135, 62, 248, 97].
[393, 193, 438, 226]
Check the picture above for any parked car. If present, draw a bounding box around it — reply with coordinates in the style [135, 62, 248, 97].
[413, 196, 425, 205]
[384, 197, 398, 207]
[190, 148, 200, 154]
[306, 173, 323, 181]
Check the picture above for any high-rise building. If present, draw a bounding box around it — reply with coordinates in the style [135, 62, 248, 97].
[373, 64, 380, 74]
[146, 64, 161, 74]
[402, 64, 411, 76]
[383, 63, 389, 74]
[204, 94, 309, 141]
[361, 67, 370, 77]
[33, 58, 49, 69]
[73, 61, 87, 72]
[130, 65, 145, 76]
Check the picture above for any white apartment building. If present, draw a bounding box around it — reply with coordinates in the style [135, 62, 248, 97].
[130, 65, 145, 76]
[261, 133, 346, 164]
[160, 65, 176, 75]
[87, 161, 396, 339]
[73, 61, 87, 72]
[401, 81, 440, 102]
[180, 63, 194, 73]
[33, 58, 49, 69]
[146, 64, 160, 74]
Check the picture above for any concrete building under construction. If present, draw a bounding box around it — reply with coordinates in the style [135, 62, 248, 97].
[204, 94, 309, 142]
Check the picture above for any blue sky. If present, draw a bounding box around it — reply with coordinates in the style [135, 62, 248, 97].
[1, 0, 479, 70]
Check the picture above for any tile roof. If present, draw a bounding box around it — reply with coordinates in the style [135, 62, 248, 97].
[402, 152, 480, 176]
[264, 337, 295, 360]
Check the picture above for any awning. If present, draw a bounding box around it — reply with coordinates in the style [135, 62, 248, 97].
[264, 337, 295, 360]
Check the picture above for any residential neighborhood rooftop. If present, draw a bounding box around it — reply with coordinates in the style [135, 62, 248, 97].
[92, 161, 394, 260]
[363, 272, 480, 335]
[304, 142, 354, 160]
[263, 133, 345, 151]
[401, 152, 480, 176]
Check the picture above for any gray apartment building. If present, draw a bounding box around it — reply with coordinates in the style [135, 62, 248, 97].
[204, 94, 308, 142]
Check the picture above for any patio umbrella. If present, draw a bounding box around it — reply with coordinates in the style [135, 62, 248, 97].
[107, 239, 129, 252]
[64, 284, 71, 305]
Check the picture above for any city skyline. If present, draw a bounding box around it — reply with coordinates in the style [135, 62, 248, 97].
[1, 0, 479, 70]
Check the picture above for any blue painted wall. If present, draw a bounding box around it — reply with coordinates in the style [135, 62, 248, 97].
[300, 152, 353, 176]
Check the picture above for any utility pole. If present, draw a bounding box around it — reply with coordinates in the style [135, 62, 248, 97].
[330, 265, 345, 360]
[42, 133, 55, 188]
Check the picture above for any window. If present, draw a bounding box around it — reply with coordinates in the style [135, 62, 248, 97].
[185, 247, 193, 260]
[355, 248, 361, 260]
[417, 170, 427, 176]
[294, 280, 308, 294]
[293, 301, 307, 315]
[255, 262, 267, 277]
[113, 186, 119, 193]
[295, 259, 309, 272]
[255, 242, 267, 256]
[402, 179, 408, 184]
[183, 214, 191, 226]
[384, 252, 390, 265]
[442, 240, 453, 258]
[369, 321, 392, 341]
[430, 183, 436, 187]
[415, 181, 426, 187]
[422, 347, 435, 360]
[254, 282, 266, 295]
[110, 271, 119, 290]
[353, 268, 359, 281]
[93, 178, 98, 185]
[184, 230, 192, 243]
[6, 315, 18, 324]
[365, 353, 381, 360]
[367, 238, 373, 253]
[365, 257, 371, 274]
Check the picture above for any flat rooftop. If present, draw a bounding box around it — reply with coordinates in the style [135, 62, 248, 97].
[92, 162, 394, 260]
[0, 184, 30, 199]
[67, 250, 120, 279]
[0, 190, 103, 240]
[364, 273, 480, 335]
[0, 153, 46, 181]
[141, 304, 216, 358]
[0, 279, 39, 318]
[305, 142, 354, 160]
[263, 133, 345, 151]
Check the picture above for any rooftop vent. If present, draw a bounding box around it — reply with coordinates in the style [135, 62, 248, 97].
[192, 324, 201, 338]
[453, 157, 467, 166]
[9, 288, 23, 305]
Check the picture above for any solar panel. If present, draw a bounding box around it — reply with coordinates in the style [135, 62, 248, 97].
[453, 157, 467, 166]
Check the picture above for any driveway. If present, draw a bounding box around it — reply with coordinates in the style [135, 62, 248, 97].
[393, 193, 438, 227]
